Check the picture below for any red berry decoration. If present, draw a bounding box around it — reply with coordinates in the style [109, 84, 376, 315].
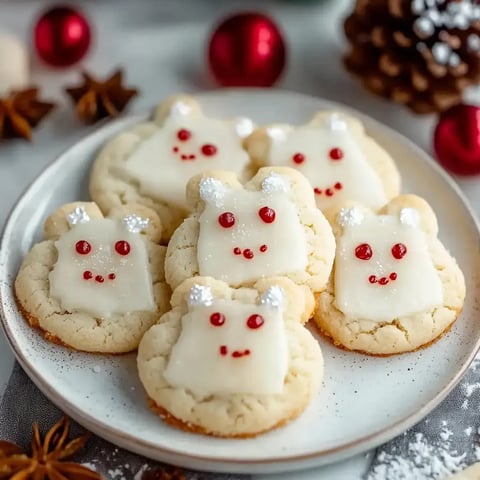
[208, 12, 287, 87]
[258, 206, 276, 223]
[210, 312, 226, 327]
[218, 212, 236, 228]
[355, 243, 373, 260]
[246, 314, 264, 329]
[114, 240, 131, 256]
[34, 6, 92, 67]
[434, 104, 480, 176]
[75, 240, 91, 255]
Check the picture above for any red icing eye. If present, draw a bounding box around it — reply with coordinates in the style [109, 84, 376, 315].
[210, 312, 226, 327]
[355, 243, 373, 260]
[218, 212, 235, 228]
[75, 240, 91, 255]
[115, 240, 131, 256]
[258, 206, 276, 223]
[329, 147, 344, 160]
[392, 243, 407, 259]
[177, 129, 191, 141]
[247, 314, 264, 329]
[292, 152, 305, 164]
[201, 144, 217, 156]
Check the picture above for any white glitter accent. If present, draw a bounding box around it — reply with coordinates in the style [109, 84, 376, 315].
[399, 208, 420, 227]
[413, 17, 435, 38]
[449, 52, 461, 67]
[199, 177, 226, 207]
[67, 207, 90, 226]
[261, 173, 289, 194]
[411, 0, 425, 15]
[187, 285, 213, 307]
[432, 42, 451, 64]
[259, 286, 285, 309]
[266, 127, 288, 141]
[468, 33, 480, 52]
[234, 117, 254, 137]
[170, 100, 191, 117]
[122, 215, 149, 233]
[325, 113, 347, 132]
[337, 207, 364, 227]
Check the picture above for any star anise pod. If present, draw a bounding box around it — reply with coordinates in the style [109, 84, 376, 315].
[65, 69, 138, 124]
[0, 88, 55, 140]
[0, 417, 102, 479]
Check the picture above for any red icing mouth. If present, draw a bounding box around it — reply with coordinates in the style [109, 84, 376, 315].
[314, 182, 343, 197]
[83, 271, 116, 283]
[232, 245, 269, 258]
[219, 345, 250, 358]
[171, 128, 218, 161]
[368, 272, 398, 285]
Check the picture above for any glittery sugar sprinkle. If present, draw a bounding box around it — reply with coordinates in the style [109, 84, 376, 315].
[199, 177, 226, 207]
[67, 207, 90, 226]
[337, 207, 365, 227]
[234, 117, 254, 137]
[412, 0, 480, 65]
[325, 113, 347, 132]
[188, 285, 214, 307]
[259, 286, 285, 309]
[122, 215, 149, 233]
[261, 173, 290, 194]
[400, 208, 420, 228]
[170, 100, 191, 117]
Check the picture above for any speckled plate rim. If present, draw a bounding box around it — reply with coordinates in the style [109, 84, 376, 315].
[1, 89, 480, 474]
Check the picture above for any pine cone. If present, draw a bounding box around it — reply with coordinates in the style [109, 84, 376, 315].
[343, 0, 480, 114]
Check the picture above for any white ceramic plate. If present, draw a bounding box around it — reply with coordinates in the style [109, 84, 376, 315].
[1, 90, 480, 474]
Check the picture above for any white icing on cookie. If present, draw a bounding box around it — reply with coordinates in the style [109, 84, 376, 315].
[197, 183, 308, 286]
[49, 218, 155, 317]
[334, 212, 443, 321]
[122, 106, 251, 209]
[265, 115, 387, 210]
[164, 290, 288, 396]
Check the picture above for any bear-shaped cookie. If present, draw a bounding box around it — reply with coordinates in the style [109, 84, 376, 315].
[15, 202, 171, 353]
[165, 167, 336, 313]
[244, 111, 400, 217]
[314, 195, 465, 355]
[90, 94, 254, 243]
[137, 276, 323, 437]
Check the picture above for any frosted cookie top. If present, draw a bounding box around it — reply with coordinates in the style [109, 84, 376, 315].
[122, 95, 253, 209]
[49, 206, 156, 318]
[244, 110, 400, 214]
[165, 166, 336, 293]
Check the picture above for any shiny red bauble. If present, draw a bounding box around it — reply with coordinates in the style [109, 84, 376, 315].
[34, 6, 92, 67]
[434, 104, 480, 176]
[208, 12, 287, 87]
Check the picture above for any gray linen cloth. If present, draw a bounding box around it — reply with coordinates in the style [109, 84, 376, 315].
[366, 357, 480, 479]
[0, 362, 249, 480]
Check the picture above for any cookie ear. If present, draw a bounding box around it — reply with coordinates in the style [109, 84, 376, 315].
[185, 171, 242, 211]
[244, 125, 290, 167]
[380, 194, 438, 236]
[153, 94, 202, 125]
[254, 277, 314, 324]
[108, 204, 163, 243]
[309, 110, 364, 136]
[171, 277, 232, 310]
[43, 202, 104, 240]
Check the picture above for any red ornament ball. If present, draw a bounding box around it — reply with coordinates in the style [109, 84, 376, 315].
[208, 12, 287, 87]
[434, 104, 480, 176]
[34, 6, 92, 67]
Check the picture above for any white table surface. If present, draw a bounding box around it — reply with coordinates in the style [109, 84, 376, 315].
[0, 0, 479, 478]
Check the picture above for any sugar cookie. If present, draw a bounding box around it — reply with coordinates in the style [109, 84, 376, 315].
[15, 202, 170, 353]
[314, 195, 465, 355]
[137, 276, 323, 437]
[165, 166, 336, 316]
[244, 110, 400, 218]
[90, 94, 254, 243]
